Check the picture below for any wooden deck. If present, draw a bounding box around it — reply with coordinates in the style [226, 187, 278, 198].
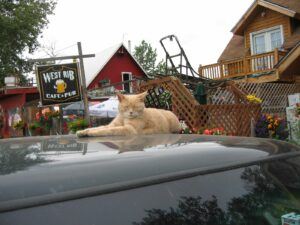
[199, 49, 286, 80]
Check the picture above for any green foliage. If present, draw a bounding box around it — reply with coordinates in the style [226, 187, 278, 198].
[12, 120, 25, 130]
[133, 40, 166, 77]
[145, 89, 172, 110]
[0, 0, 56, 86]
[68, 118, 89, 133]
[155, 59, 166, 75]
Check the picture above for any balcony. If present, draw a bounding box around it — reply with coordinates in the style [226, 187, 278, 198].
[199, 49, 287, 80]
[0, 77, 37, 95]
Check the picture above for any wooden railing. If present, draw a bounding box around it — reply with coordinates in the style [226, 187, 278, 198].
[199, 49, 287, 80]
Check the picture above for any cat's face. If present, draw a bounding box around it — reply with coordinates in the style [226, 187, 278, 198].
[117, 92, 148, 119]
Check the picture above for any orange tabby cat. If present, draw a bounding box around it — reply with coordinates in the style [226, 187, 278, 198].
[76, 92, 180, 137]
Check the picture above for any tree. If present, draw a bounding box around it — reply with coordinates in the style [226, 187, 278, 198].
[133, 40, 166, 77]
[0, 0, 56, 86]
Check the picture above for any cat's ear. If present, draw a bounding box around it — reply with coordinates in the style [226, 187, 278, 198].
[137, 91, 148, 101]
[116, 92, 125, 102]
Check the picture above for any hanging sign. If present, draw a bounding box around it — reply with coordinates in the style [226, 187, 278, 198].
[36, 63, 82, 106]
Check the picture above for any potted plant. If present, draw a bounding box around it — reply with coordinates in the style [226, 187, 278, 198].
[255, 114, 288, 140]
[28, 121, 44, 136]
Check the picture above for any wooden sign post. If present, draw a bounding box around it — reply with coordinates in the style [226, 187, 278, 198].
[29, 42, 94, 134]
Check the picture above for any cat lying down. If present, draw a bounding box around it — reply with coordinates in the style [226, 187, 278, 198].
[76, 92, 180, 137]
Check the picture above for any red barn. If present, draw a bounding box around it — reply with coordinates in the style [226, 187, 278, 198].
[84, 43, 148, 93]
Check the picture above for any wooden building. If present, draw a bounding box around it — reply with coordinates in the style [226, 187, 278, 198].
[0, 85, 39, 138]
[199, 0, 300, 83]
[84, 43, 148, 93]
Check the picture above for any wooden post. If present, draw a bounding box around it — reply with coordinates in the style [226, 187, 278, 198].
[198, 64, 203, 77]
[220, 63, 224, 78]
[274, 48, 279, 65]
[77, 42, 90, 124]
[59, 105, 63, 134]
[243, 57, 248, 75]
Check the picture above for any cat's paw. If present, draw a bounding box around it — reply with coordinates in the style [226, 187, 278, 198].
[76, 129, 88, 138]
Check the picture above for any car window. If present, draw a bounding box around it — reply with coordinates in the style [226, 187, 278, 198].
[1, 157, 300, 225]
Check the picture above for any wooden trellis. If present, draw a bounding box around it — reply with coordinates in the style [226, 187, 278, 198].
[139, 76, 261, 136]
[140, 76, 199, 129]
[207, 82, 300, 117]
[195, 104, 261, 136]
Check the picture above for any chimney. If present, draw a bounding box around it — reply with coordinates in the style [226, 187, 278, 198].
[128, 40, 131, 54]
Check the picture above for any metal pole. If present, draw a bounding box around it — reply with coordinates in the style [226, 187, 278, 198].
[77, 42, 90, 124]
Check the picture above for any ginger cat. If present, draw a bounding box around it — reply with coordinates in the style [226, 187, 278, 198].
[76, 92, 180, 137]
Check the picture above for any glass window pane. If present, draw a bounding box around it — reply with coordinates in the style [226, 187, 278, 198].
[271, 30, 282, 50]
[252, 27, 282, 54]
[254, 35, 266, 54]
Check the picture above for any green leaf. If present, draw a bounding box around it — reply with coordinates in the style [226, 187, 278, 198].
[133, 40, 165, 77]
[0, 0, 56, 86]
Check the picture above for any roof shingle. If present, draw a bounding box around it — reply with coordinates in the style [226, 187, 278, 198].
[264, 0, 300, 15]
[218, 35, 245, 62]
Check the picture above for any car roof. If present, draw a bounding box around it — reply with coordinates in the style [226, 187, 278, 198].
[0, 134, 299, 212]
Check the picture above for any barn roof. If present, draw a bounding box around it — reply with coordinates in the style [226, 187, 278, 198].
[84, 43, 147, 87]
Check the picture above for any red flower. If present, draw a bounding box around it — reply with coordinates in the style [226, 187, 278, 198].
[203, 129, 211, 135]
[36, 113, 42, 120]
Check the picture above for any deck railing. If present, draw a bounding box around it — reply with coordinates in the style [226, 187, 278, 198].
[199, 49, 287, 80]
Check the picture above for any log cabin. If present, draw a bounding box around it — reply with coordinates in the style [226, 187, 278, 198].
[199, 0, 300, 83]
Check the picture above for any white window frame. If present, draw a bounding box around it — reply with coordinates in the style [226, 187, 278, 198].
[250, 25, 284, 55]
[121, 72, 132, 93]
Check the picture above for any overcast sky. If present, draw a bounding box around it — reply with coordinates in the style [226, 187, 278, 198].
[35, 0, 254, 70]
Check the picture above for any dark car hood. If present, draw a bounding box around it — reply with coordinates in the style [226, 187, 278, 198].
[0, 134, 299, 212]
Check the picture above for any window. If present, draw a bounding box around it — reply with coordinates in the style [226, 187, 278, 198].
[122, 72, 132, 93]
[251, 26, 284, 55]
